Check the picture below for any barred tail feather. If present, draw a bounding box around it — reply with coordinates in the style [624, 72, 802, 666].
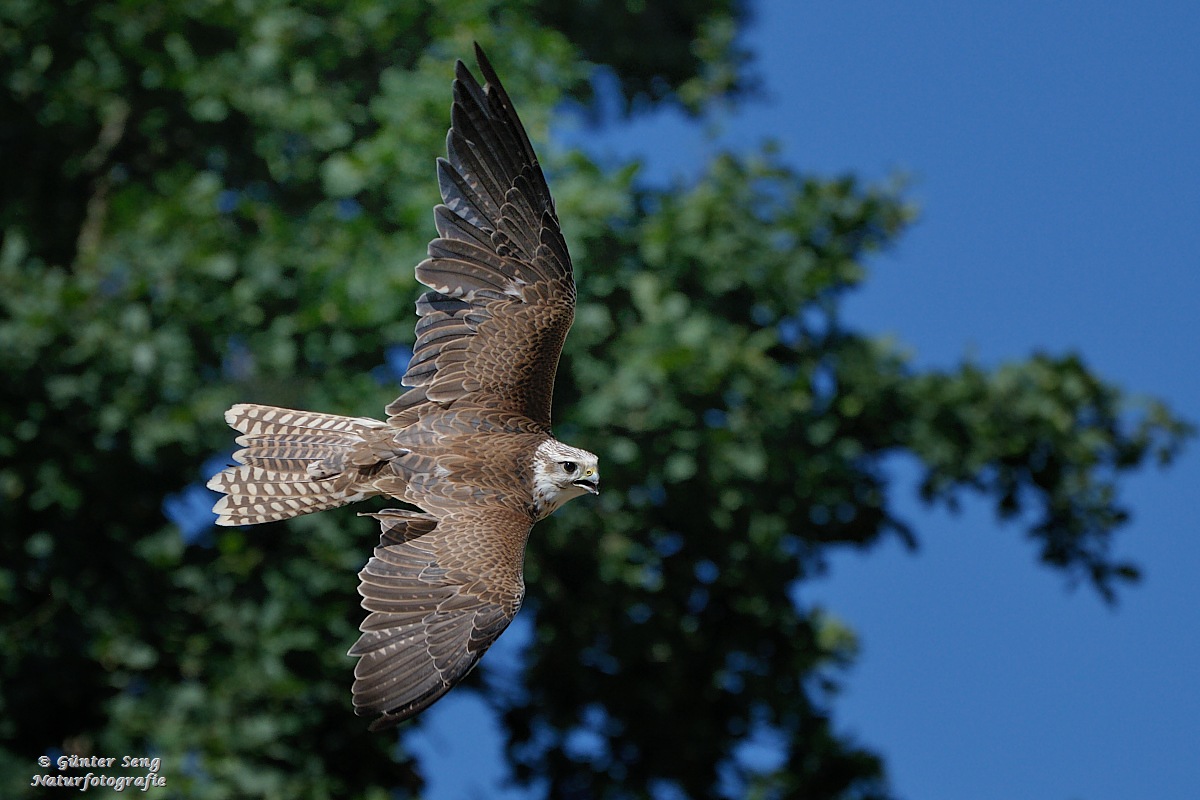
[207, 404, 387, 526]
[207, 467, 369, 526]
[223, 403, 386, 438]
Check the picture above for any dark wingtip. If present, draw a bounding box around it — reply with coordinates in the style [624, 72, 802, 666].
[367, 711, 409, 733]
[473, 42, 499, 86]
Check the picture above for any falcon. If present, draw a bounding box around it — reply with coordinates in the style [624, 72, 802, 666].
[206, 45, 598, 731]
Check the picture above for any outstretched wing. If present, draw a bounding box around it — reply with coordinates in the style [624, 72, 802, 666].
[349, 505, 531, 730]
[386, 45, 575, 432]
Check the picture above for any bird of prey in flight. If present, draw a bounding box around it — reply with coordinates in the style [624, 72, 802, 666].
[207, 45, 598, 731]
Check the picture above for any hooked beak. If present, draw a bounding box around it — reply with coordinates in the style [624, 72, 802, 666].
[573, 476, 600, 495]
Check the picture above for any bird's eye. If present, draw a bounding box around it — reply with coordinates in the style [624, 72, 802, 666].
[562, 461, 577, 474]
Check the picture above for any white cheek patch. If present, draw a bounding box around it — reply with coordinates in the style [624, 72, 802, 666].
[532, 459, 558, 498]
[530, 454, 561, 513]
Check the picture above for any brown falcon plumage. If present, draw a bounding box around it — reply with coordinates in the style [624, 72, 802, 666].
[206, 45, 599, 731]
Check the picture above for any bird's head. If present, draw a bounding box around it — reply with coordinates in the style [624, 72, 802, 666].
[532, 439, 600, 519]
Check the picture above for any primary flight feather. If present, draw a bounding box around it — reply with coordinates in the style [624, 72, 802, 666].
[206, 45, 598, 731]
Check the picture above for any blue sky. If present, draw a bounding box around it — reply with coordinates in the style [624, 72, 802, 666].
[411, 2, 1200, 798]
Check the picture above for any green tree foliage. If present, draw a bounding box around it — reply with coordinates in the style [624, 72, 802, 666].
[0, 2, 1190, 799]
[530, 0, 751, 114]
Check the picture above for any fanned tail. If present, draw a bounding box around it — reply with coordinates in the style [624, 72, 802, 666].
[206, 404, 389, 526]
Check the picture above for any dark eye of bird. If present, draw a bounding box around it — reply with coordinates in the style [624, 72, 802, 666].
[562, 462, 577, 474]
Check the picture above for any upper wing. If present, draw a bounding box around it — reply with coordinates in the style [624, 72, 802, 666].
[349, 505, 532, 730]
[386, 45, 575, 432]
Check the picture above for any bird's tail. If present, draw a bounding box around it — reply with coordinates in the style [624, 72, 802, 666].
[207, 404, 388, 526]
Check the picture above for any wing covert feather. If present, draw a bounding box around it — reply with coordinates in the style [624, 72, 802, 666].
[350, 506, 532, 730]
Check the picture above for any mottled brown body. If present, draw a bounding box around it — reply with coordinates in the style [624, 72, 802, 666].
[360, 407, 547, 516]
[205, 46, 599, 730]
